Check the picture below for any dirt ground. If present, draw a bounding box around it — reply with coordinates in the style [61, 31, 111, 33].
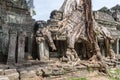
[44, 70, 109, 80]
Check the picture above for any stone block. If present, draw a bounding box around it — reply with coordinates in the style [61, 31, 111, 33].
[19, 70, 28, 79]
[41, 68, 52, 76]
[0, 69, 4, 75]
[94, 11, 115, 21]
[0, 76, 9, 80]
[6, 73, 19, 80]
[4, 69, 17, 75]
[26, 66, 43, 76]
[35, 67, 43, 76]
[52, 68, 64, 76]
[4, 69, 19, 80]
[21, 76, 43, 80]
[20, 70, 37, 79]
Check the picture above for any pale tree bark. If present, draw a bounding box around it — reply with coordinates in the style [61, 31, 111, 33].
[59, 0, 80, 18]
[83, 0, 103, 61]
[36, 0, 116, 64]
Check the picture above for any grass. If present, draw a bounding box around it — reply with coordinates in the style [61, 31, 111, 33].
[70, 78, 87, 80]
[109, 69, 120, 80]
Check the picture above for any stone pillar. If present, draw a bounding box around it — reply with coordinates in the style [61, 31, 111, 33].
[38, 40, 49, 61]
[7, 31, 17, 65]
[44, 41, 49, 60]
[38, 41, 44, 60]
[17, 32, 26, 63]
[116, 38, 119, 54]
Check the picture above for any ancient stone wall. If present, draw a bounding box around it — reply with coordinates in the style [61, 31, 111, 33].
[0, 0, 34, 62]
[94, 11, 115, 22]
[94, 5, 120, 55]
[113, 11, 120, 22]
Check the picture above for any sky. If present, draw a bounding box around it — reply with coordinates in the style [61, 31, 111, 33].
[33, 0, 120, 21]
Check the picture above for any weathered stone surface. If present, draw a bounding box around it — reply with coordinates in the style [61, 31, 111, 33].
[94, 11, 115, 22]
[41, 68, 52, 76]
[7, 32, 17, 65]
[26, 66, 43, 76]
[19, 69, 43, 80]
[21, 76, 43, 80]
[111, 5, 120, 22]
[35, 68, 43, 76]
[38, 40, 49, 61]
[0, 69, 4, 75]
[0, 76, 9, 80]
[38, 41, 44, 60]
[4, 69, 17, 75]
[23, 62, 32, 67]
[0, 0, 34, 62]
[52, 68, 64, 76]
[19, 70, 28, 79]
[6, 73, 19, 80]
[4, 69, 19, 80]
[20, 70, 36, 79]
[17, 32, 26, 63]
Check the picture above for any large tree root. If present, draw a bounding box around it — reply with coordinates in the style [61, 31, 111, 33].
[89, 55, 109, 74]
[65, 48, 80, 62]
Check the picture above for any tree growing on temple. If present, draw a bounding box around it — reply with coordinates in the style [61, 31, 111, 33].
[36, 0, 116, 66]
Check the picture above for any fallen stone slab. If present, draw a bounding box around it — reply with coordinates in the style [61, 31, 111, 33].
[0, 76, 9, 80]
[4, 69, 17, 75]
[21, 76, 43, 80]
[20, 70, 37, 79]
[0, 69, 4, 75]
[35, 67, 43, 76]
[4, 69, 19, 80]
[6, 73, 19, 80]
[41, 68, 52, 76]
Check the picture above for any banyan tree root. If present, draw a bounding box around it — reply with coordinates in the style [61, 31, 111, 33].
[66, 48, 80, 61]
[38, 27, 57, 51]
[36, 0, 116, 73]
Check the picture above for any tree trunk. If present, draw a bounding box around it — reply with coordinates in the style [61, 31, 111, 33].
[81, 0, 103, 61]
[58, 0, 103, 61]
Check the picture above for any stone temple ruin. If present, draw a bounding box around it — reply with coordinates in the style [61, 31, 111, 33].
[36, 1, 119, 61]
[0, 0, 120, 80]
[35, 4, 120, 62]
[0, 0, 34, 64]
[94, 5, 120, 55]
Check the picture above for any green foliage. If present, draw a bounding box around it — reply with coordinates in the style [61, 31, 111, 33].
[33, 10, 36, 15]
[88, 68, 94, 73]
[109, 78, 119, 80]
[109, 69, 120, 80]
[70, 78, 87, 80]
[115, 69, 120, 75]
